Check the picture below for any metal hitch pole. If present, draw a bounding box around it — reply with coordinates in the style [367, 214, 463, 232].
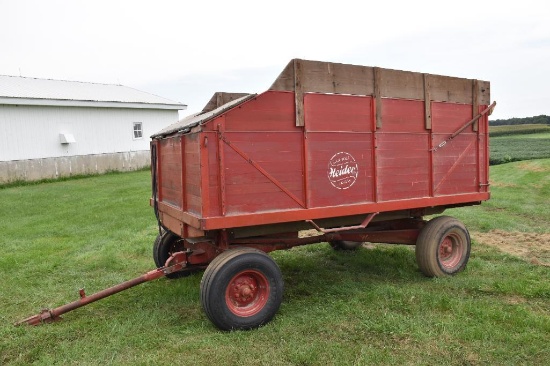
[15, 251, 190, 326]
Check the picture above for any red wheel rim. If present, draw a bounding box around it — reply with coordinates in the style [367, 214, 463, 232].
[438, 233, 463, 269]
[225, 270, 270, 317]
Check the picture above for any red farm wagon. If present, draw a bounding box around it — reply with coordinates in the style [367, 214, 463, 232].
[18, 59, 495, 330]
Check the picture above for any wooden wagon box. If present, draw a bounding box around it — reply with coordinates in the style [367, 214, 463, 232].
[151, 59, 491, 239]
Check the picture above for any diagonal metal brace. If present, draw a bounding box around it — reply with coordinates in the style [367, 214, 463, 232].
[431, 101, 496, 152]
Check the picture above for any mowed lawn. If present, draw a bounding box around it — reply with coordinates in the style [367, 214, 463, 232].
[1, 161, 549, 365]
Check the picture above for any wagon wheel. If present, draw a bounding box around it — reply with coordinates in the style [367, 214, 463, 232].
[200, 248, 283, 330]
[153, 231, 197, 279]
[415, 216, 471, 277]
[329, 240, 363, 251]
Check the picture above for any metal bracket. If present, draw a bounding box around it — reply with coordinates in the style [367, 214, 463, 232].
[307, 212, 378, 233]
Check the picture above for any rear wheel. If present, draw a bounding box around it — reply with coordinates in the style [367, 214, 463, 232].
[200, 248, 283, 330]
[415, 216, 471, 277]
[329, 240, 362, 251]
[153, 231, 192, 279]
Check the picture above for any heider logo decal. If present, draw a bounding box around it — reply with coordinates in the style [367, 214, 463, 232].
[328, 152, 358, 190]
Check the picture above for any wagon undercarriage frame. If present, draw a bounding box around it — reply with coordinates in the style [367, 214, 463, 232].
[15, 214, 451, 327]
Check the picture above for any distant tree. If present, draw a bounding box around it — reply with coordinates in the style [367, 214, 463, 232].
[490, 115, 550, 126]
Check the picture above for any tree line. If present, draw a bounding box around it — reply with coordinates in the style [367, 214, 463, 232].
[490, 115, 549, 126]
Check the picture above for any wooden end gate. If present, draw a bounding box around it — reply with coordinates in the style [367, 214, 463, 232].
[17, 59, 495, 330]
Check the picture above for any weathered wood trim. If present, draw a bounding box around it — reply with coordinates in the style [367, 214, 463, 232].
[267, 59, 491, 125]
[201, 92, 250, 114]
[374, 67, 382, 129]
[294, 59, 305, 127]
[269, 60, 295, 91]
[477, 80, 491, 105]
[423, 74, 432, 130]
[380, 68, 424, 100]
[472, 79, 479, 131]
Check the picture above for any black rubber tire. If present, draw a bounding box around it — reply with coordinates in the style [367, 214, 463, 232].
[200, 248, 284, 331]
[153, 230, 191, 279]
[415, 216, 471, 277]
[329, 240, 363, 251]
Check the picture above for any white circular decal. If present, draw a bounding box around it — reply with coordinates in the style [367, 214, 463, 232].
[327, 152, 358, 190]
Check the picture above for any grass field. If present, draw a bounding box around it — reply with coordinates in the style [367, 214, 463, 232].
[1, 162, 549, 365]
[489, 124, 550, 165]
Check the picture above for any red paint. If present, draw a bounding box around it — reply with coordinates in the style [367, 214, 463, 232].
[225, 270, 270, 317]
[153, 91, 491, 232]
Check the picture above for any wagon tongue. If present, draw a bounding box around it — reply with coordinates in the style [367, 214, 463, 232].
[15, 309, 60, 326]
[14, 251, 191, 326]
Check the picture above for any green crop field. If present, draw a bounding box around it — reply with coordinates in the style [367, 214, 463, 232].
[489, 124, 550, 137]
[489, 124, 550, 165]
[1, 161, 549, 365]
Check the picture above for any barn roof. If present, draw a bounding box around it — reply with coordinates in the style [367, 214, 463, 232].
[0, 75, 186, 110]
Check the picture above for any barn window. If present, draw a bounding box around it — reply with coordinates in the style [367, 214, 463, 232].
[133, 122, 143, 139]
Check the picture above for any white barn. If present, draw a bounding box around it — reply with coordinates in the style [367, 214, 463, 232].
[0, 75, 185, 183]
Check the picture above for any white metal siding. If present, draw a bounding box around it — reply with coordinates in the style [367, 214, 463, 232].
[0, 105, 178, 161]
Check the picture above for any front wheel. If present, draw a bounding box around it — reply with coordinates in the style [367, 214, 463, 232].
[415, 216, 471, 277]
[200, 248, 284, 330]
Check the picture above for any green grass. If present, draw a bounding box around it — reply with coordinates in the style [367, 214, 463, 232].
[1, 164, 549, 365]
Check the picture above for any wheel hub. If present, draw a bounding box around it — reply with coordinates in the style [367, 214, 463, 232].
[439, 234, 462, 269]
[225, 270, 269, 317]
[232, 277, 257, 304]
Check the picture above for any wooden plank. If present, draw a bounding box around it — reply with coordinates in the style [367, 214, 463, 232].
[380, 68, 424, 100]
[428, 74, 473, 103]
[374, 67, 382, 129]
[269, 59, 295, 91]
[294, 59, 305, 127]
[224, 91, 295, 132]
[269, 59, 490, 105]
[381, 99, 425, 133]
[376, 133, 430, 201]
[270, 59, 375, 96]
[216, 122, 226, 216]
[301, 60, 374, 95]
[472, 79, 479, 131]
[201, 92, 251, 113]
[478, 80, 491, 105]
[423, 74, 432, 130]
[304, 93, 373, 132]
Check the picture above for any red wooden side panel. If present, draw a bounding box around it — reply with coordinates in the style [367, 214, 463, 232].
[183, 133, 202, 215]
[159, 136, 182, 208]
[203, 131, 220, 217]
[432, 133, 478, 195]
[380, 98, 426, 133]
[376, 134, 430, 201]
[303, 94, 374, 207]
[304, 93, 374, 132]
[224, 91, 296, 132]
[306, 132, 374, 207]
[376, 98, 430, 201]
[222, 131, 304, 214]
[431, 102, 473, 133]
[432, 102, 478, 196]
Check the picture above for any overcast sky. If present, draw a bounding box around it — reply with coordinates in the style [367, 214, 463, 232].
[1, 0, 548, 120]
